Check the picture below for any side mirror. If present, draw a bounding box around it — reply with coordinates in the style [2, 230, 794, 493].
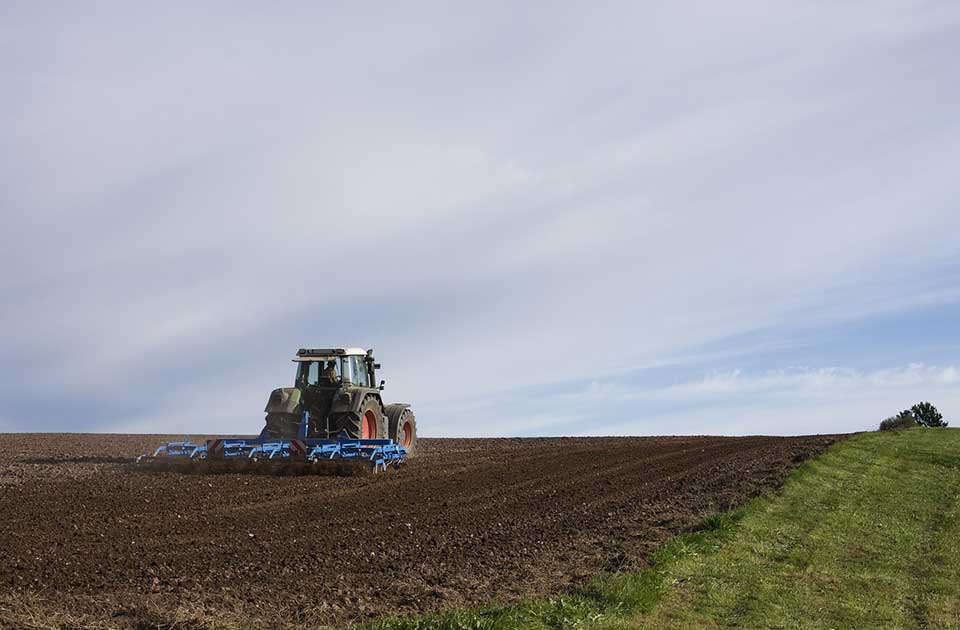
[379, 380, 386, 391]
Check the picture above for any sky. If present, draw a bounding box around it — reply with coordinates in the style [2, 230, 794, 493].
[2, 1, 958, 437]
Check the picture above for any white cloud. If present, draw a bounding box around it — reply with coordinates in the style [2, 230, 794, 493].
[535, 363, 960, 437]
[645, 364, 960, 402]
[405, 362, 960, 438]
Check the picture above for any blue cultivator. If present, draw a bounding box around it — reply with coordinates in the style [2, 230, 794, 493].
[139, 415, 408, 476]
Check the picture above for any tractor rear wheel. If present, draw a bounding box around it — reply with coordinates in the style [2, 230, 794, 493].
[264, 412, 300, 439]
[332, 397, 386, 440]
[386, 405, 417, 455]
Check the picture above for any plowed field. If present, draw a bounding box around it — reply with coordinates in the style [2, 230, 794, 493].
[0, 433, 840, 628]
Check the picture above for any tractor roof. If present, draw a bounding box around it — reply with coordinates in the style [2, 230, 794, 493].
[294, 347, 369, 361]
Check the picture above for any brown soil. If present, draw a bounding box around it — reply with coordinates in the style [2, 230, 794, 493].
[0, 433, 841, 628]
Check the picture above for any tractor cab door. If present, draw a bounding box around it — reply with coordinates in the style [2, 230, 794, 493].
[340, 355, 371, 387]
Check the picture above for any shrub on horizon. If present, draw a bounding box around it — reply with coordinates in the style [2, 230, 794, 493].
[911, 401, 948, 428]
[879, 411, 918, 432]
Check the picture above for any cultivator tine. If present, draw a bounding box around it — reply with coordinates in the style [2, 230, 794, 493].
[247, 442, 281, 459]
[148, 441, 206, 459]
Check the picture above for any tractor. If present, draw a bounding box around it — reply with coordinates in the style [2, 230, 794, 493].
[263, 347, 417, 454]
[138, 347, 416, 474]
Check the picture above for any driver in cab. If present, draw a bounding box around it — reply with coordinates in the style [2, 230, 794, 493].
[322, 360, 339, 383]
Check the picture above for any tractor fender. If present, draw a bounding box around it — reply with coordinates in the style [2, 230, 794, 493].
[330, 389, 383, 415]
[384, 403, 411, 423]
[353, 390, 384, 413]
[264, 387, 302, 415]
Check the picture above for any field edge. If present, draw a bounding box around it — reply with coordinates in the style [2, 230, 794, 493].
[361, 434, 851, 630]
[364, 429, 960, 630]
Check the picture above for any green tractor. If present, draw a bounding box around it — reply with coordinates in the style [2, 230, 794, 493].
[263, 347, 417, 454]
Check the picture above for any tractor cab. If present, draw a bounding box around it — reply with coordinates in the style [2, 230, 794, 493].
[293, 348, 381, 390]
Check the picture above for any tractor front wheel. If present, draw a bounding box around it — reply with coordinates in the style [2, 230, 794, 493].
[386, 405, 417, 455]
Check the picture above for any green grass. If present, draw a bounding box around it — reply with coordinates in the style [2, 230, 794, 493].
[365, 429, 960, 630]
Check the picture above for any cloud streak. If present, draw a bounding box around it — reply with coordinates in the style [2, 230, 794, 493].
[622, 364, 960, 403]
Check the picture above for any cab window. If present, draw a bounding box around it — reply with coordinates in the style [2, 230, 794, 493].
[342, 356, 369, 386]
[354, 357, 370, 387]
[340, 356, 354, 384]
[297, 361, 321, 386]
[298, 360, 341, 386]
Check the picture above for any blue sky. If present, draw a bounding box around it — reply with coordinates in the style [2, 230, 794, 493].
[2, 2, 958, 436]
